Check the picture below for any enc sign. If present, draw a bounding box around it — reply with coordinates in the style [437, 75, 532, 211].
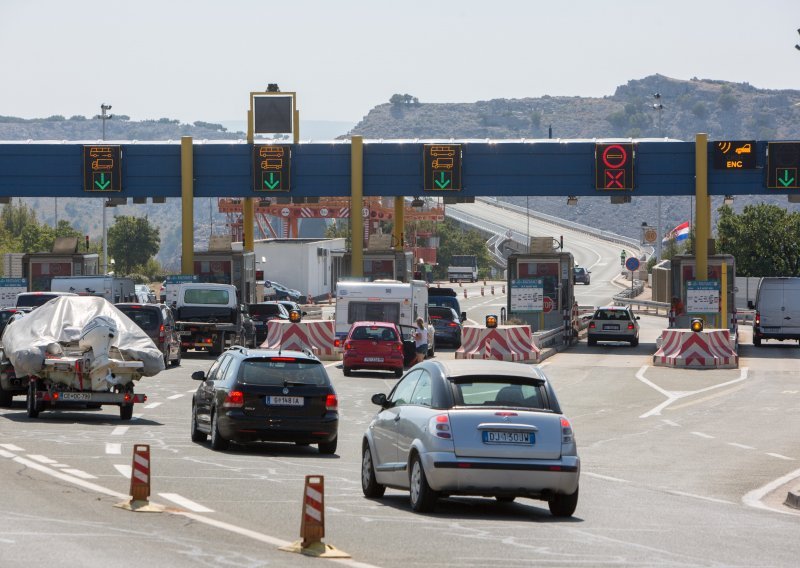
[595, 143, 634, 190]
[767, 142, 800, 189]
[713, 140, 756, 170]
[83, 145, 122, 192]
[423, 144, 462, 191]
[252, 144, 291, 192]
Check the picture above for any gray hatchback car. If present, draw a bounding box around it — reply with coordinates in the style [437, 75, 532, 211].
[361, 359, 580, 516]
[587, 305, 640, 346]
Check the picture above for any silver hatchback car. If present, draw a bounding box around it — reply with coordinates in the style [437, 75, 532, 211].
[587, 305, 640, 346]
[361, 359, 580, 516]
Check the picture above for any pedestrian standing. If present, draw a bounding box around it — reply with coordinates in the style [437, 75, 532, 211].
[413, 317, 428, 364]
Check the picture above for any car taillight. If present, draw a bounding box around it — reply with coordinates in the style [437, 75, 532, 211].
[561, 417, 574, 444]
[334, 339, 341, 348]
[159, 324, 165, 343]
[345, 342, 352, 350]
[223, 390, 244, 408]
[589, 322, 596, 329]
[395, 342, 403, 351]
[448, 322, 458, 328]
[627, 322, 635, 330]
[755, 312, 760, 326]
[325, 394, 338, 411]
[428, 414, 452, 439]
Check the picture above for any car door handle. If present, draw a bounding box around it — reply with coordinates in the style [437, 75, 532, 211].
[394, 415, 401, 422]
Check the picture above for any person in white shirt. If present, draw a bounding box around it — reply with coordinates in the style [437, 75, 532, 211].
[413, 317, 428, 364]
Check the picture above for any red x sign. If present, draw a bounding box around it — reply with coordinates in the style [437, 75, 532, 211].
[605, 169, 625, 188]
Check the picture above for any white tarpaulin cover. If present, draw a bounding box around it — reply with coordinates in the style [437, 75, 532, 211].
[3, 296, 165, 378]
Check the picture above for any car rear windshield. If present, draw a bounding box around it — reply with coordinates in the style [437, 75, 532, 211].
[117, 307, 160, 331]
[16, 294, 60, 309]
[593, 309, 631, 320]
[451, 377, 547, 410]
[184, 289, 230, 305]
[239, 358, 329, 386]
[429, 307, 455, 320]
[350, 325, 398, 341]
[249, 304, 285, 317]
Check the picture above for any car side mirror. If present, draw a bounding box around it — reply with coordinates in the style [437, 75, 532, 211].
[371, 393, 389, 408]
[302, 311, 307, 316]
[747, 300, 754, 309]
[191, 370, 206, 381]
[636, 316, 640, 320]
[460, 311, 467, 322]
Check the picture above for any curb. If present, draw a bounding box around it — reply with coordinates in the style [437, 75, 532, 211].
[785, 488, 800, 509]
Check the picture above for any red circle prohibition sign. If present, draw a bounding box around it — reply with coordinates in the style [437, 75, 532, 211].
[602, 145, 628, 169]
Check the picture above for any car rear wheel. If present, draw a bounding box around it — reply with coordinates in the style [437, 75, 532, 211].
[394, 367, 403, 378]
[631, 337, 639, 347]
[210, 409, 229, 451]
[548, 485, 579, 517]
[190, 406, 207, 442]
[361, 445, 386, 498]
[172, 348, 181, 367]
[120, 404, 133, 421]
[26, 380, 39, 418]
[343, 366, 353, 377]
[587, 337, 597, 346]
[318, 435, 338, 455]
[409, 454, 438, 512]
[753, 336, 762, 347]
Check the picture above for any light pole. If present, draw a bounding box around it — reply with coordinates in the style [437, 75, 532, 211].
[652, 93, 664, 259]
[94, 104, 113, 273]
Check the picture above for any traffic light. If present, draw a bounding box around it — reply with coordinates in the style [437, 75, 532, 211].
[690, 318, 704, 332]
[485, 314, 498, 328]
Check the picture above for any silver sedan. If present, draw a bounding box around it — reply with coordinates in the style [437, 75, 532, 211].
[361, 359, 580, 516]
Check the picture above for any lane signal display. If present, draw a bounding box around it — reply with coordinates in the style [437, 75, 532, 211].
[713, 140, 756, 170]
[83, 145, 122, 192]
[252, 144, 291, 192]
[767, 142, 800, 189]
[595, 143, 634, 190]
[423, 144, 462, 191]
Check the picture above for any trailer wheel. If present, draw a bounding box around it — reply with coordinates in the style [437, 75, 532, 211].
[26, 380, 39, 419]
[0, 386, 13, 408]
[120, 404, 133, 421]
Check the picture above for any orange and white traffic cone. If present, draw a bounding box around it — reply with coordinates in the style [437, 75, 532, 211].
[114, 444, 164, 512]
[280, 475, 349, 558]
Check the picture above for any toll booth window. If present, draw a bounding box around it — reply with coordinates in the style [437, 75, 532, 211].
[517, 262, 558, 301]
[348, 302, 400, 324]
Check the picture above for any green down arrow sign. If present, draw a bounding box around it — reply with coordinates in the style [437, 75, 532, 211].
[434, 172, 451, 189]
[94, 173, 110, 190]
[779, 169, 796, 187]
[264, 172, 280, 190]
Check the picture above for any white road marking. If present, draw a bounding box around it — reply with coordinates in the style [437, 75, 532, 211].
[158, 493, 214, 513]
[144, 402, 163, 409]
[114, 464, 132, 478]
[167, 394, 184, 400]
[325, 361, 341, 368]
[111, 426, 129, 436]
[638, 366, 749, 418]
[0, 444, 24, 451]
[28, 455, 58, 464]
[661, 419, 680, 427]
[766, 453, 794, 461]
[666, 490, 734, 505]
[583, 472, 630, 483]
[743, 466, 800, 515]
[62, 469, 97, 479]
[186, 388, 197, 393]
[105, 443, 122, 455]
[728, 442, 755, 450]
[0, 449, 17, 458]
[691, 432, 715, 439]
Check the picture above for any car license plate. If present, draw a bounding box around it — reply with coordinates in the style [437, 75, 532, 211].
[364, 357, 384, 362]
[178, 331, 192, 336]
[483, 431, 534, 445]
[761, 327, 779, 332]
[254, 321, 264, 326]
[603, 324, 619, 330]
[61, 392, 91, 401]
[266, 396, 303, 406]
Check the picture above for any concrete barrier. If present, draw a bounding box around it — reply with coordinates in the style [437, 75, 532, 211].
[653, 329, 738, 369]
[263, 320, 340, 360]
[456, 325, 541, 362]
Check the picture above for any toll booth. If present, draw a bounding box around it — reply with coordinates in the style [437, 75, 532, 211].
[192, 249, 256, 305]
[341, 250, 414, 282]
[669, 254, 736, 331]
[506, 251, 575, 332]
[22, 237, 99, 291]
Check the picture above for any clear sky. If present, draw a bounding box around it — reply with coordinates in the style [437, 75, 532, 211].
[2, 0, 799, 125]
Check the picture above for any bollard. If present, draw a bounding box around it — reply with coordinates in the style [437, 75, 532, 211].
[491, 285, 495, 295]
[481, 287, 484, 296]
[464, 289, 467, 299]
[502, 284, 505, 294]
[280, 475, 350, 558]
[114, 444, 164, 512]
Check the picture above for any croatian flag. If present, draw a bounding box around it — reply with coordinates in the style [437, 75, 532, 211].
[662, 221, 690, 244]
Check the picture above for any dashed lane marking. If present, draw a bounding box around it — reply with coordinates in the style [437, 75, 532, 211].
[583, 472, 630, 483]
[105, 443, 121, 455]
[766, 453, 794, 461]
[158, 493, 214, 513]
[665, 490, 734, 505]
[62, 468, 97, 479]
[0, 444, 24, 451]
[691, 432, 715, 439]
[111, 426, 128, 436]
[28, 455, 58, 464]
[144, 402, 163, 409]
[167, 394, 184, 400]
[728, 442, 755, 450]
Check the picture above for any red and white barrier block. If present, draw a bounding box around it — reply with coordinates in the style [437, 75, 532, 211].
[455, 325, 541, 363]
[653, 329, 738, 369]
[263, 320, 340, 360]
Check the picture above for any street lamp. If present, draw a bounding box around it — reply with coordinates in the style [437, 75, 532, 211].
[652, 93, 665, 259]
[94, 103, 113, 274]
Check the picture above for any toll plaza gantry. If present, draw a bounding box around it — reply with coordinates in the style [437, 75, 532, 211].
[1, 89, 799, 291]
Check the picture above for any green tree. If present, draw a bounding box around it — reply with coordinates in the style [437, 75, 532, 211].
[431, 219, 491, 279]
[108, 216, 161, 275]
[715, 203, 800, 276]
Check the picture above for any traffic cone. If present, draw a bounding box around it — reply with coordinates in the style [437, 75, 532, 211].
[464, 289, 467, 299]
[280, 475, 350, 558]
[114, 444, 164, 512]
[481, 287, 484, 296]
[491, 285, 495, 295]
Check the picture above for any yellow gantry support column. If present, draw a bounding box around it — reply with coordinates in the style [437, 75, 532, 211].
[350, 136, 364, 277]
[720, 261, 728, 330]
[181, 136, 194, 275]
[244, 110, 255, 252]
[695, 133, 709, 282]
[393, 196, 404, 251]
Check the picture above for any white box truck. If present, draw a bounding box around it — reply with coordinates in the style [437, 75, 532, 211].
[334, 279, 435, 356]
[50, 276, 136, 303]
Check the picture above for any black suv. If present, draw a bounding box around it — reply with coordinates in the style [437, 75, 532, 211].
[247, 302, 290, 345]
[115, 303, 181, 367]
[190, 346, 339, 454]
[573, 266, 591, 285]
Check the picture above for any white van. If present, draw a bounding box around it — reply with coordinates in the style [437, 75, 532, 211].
[748, 277, 800, 346]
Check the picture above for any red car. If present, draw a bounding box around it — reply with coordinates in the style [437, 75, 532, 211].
[343, 322, 406, 378]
